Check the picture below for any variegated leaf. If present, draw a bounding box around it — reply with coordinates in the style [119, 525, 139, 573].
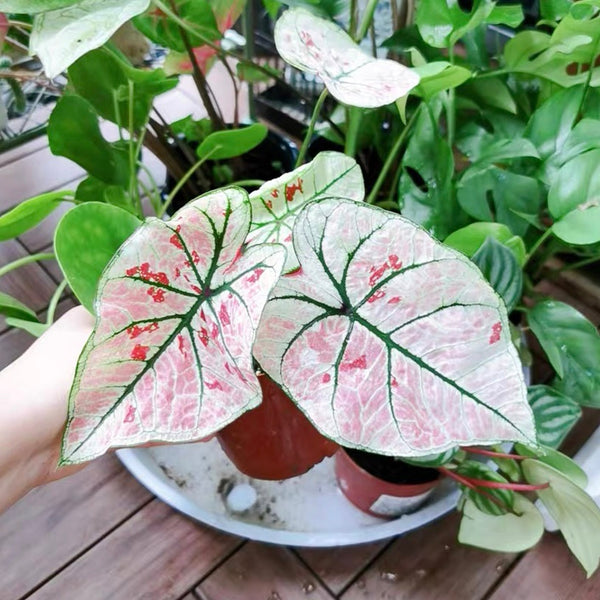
[247, 151, 364, 271]
[0, 13, 7, 49]
[61, 188, 286, 464]
[274, 8, 420, 108]
[31, 0, 151, 78]
[255, 200, 534, 457]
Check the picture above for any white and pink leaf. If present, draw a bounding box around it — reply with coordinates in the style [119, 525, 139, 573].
[255, 199, 535, 457]
[274, 8, 420, 108]
[61, 187, 285, 464]
[247, 151, 364, 271]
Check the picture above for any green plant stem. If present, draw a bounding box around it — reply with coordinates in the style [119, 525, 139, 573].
[0, 252, 54, 279]
[295, 88, 329, 168]
[558, 255, 600, 272]
[349, 0, 358, 38]
[45, 280, 68, 326]
[576, 38, 599, 117]
[446, 45, 456, 148]
[523, 228, 553, 267]
[344, 107, 362, 158]
[231, 179, 266, 188]
[463, 447, 527, 460]
[159, 149, 217, 217]
[127, 80, 142, 218]
[366, 104, 422, 204]
[137, 162, 162, 215]
[355, 0, 379, 42]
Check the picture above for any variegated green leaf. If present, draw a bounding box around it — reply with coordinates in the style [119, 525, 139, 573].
[255, 199, 535, 457]
[247, 152, 364, 271]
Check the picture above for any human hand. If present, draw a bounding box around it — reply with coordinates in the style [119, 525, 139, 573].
[0, 306, 94, 512]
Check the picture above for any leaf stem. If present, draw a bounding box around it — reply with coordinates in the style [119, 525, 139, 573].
[230, 179, 266, 188]
[46, 280, 68, 326]
[295, 88, 329, 168]
[446, 45, 456, 148]
[462, 447, 527, 460]
[557, 255, 600, 272]
[366, 103, 422, 204]
[524, 227, 553, 266]
[0, 252, 55, 279]
[355, 0, 379, 42]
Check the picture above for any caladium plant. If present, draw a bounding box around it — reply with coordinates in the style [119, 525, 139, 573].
[61, 187, 285, 464]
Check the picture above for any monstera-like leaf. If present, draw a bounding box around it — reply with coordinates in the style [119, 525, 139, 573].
[274, 8, 419, 108]
[61, 188, 286, 464]
[255, 200, 535, 456]
[247, 151, 364, 271]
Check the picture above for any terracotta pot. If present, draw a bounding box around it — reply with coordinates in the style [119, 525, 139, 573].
[217, 374, 338, 480]
[335, 448, 441, 518]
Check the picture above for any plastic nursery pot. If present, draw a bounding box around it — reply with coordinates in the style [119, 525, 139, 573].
[217, 373, 339, 480]
[335, 448, 441, 518]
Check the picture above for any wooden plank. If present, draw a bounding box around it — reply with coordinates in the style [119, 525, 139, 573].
[488, 532, 600, 600]
[196, 542, 333, 600]
[17, 195, 73, 254]
[29, 500, 242, 600]
[0, 324, 37, 369]
[341, 514, 515, 600]
[295, 541, 390, 595]
[0, 135, 48, 168]
[0, 454, 152, 600]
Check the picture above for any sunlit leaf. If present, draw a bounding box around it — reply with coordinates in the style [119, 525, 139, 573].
[247, 151, 364, 271]
[61, 188, 286, 464]
[459, 494, 544, 552]
[0, 292, 38, 322]
[516, 443, 587, 488]
[274, 8, 419, 108]
[31, 0, 151, 78]
[255, 200, 535, 457]
[523, 459, 600, 577]
[0, 0, 79, 13]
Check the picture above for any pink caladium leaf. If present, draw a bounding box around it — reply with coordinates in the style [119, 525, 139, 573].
[247, 151, 364, 271]
[61, 187, 286, 464]
[274, 8, 420, 108]
[0, 13, 7, 49]
[255, 199, 536, 457]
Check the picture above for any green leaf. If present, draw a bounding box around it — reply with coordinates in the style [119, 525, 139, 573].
[444, 222, 526, 265]
[196, 123, 268, 160]
[457, 460, 515, 515]
[54, 202, 141, 313]
[527, 300, 600, 406]
[0, 0, 80, 13]
[75, 177, 131, 211]
[5, 316, 49, 337]
[133, 0, 220, 53]
[471, 237, 523, 311]
[472, 138, 540, 166]
[549, 149, 600, 245]
[68, 46, 177, 131]
[0, 191, 71, 241]
[458, 494, 544, 552]
[30, 0, 151, 78]
[236, 62, 280, 83]
[527, 385, 582, 449]
[413, 62, 471, 98]
[0, 292, 38, 322]
[516, 443, 587, 488]
[416, 0, 523, 48]
[523, 459, 600, 577]
[457, 166, 541, 237]
[48, 95, 131, 187]
[540, 0, 573, 20]
[402, 448, 459, 468]
[398, 107, 467, 239]
[459, 78, 517, 114]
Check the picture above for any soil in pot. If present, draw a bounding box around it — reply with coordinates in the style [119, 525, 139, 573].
[217, 373, 339, 481]
[335, 448, 441, 519]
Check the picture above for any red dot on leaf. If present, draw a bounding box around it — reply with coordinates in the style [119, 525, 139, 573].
[340, 354, 367, 372]
[489, 322, 502, 344]
[322, 373, 331, 383]
[123, 405, 136, 423]
[131, 344, 149, 361]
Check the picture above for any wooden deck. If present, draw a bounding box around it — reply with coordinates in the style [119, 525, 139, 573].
[2, 80, 600, 600]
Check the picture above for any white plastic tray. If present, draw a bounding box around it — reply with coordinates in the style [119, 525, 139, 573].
[117, 439, 459, 547]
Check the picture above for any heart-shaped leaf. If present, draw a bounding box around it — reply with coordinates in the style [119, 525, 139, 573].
[523, 459, 600, 577]
[0, 0, 80, 12]
[274, 8, 420, 108]
[0, 292, 38, 322]
[31, 0, 151, 78]
[196, 124, 268, 160]
[527, 385, 582, 449]
[255, 200, 535, 457]
[247, 151, 364, 271]
[61, 188, 286, 464]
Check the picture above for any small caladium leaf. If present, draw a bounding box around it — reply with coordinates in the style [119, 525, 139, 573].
[274, 8, 420, 108]
[255, 200, 535, 457]
[31, 0, 151, 79]
[61, 188, 286, 464]
[247, 151, 364, 271]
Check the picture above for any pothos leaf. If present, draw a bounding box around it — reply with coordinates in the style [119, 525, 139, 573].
[31, 0, 151, 79]
[274, 8, 420, 108]
[255, 200, 535, 457]
[60, 188, 286, 464]
[247, 151, 364, 271]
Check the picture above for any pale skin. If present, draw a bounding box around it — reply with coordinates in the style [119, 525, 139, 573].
[0, 306, 94, 514]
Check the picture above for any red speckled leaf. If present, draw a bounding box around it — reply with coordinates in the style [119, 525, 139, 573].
[255, 199, 535, 457]
[61, 187, 285, 464]
[247, 151, 364, 271]
[274, 8, 420, 108]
